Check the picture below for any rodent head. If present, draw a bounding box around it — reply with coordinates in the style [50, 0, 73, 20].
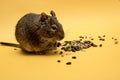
[37, 10, 65, 41]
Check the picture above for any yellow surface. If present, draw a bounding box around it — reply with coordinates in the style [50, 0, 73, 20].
[0, 0, 120, 80]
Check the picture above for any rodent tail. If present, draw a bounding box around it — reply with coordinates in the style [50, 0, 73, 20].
[0, 42, 20, 48]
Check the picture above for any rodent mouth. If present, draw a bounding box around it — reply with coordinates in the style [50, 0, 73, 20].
[58, 35, 64, 41]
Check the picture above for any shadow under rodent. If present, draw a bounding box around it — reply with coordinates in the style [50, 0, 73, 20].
[0, 10, 64, 54]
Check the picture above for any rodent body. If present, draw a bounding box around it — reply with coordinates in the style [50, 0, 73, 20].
[1, 11, 64, 53]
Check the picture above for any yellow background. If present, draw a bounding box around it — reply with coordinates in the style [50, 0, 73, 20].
[0, 0, 120, 80]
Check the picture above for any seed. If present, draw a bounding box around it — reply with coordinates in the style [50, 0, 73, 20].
[14, 48, 17, 50]
[102, 39, 105, 41]
[57, 60, 61, 63]
[71, 48, 76, 52]
[99, 38, 102, 40]
[64, 41, 71, 45]
[66, 62, 72, 65]
[112, 37, 114, 39]
[71, 46, 80, 51]
[84, 40, 91, 44]
[71, 41, 76, 45]
[62, 43, 67, 46]
[80, 39, 83, 41]
[72, 56, 77, 59]
[115, 41, 118, 44]
[61, 47, 67, 51]
[76, 46, 81, 51]
[59, 51, 63, 54]
[98, 36, 101, 38]
[91, 38, 94, 40]
[103, 35, 106, 37]
[56, 42, 61, 47]
[99, 38, 105, 41]
[61, 47, 65, 50]
[91, 44, 98, 47]
[79, 36, 84, 38]
[64, 41, 69, 43]
[79, 36, 82, 38]
[99, 44, 102, 47]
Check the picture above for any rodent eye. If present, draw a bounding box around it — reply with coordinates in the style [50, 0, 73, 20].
[51, 25, 57, 31]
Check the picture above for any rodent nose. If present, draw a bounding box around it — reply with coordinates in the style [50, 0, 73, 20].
[60, 36, 64, 40]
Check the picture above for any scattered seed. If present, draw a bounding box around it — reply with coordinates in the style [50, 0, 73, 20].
[99, 38, 102, 40]
[57, 60, 61, 63]
[99, 38, 105, 41]
[57, 35, 119, 65]
[71, 46, 80, 51]
[103, 35, 106, 37]
[80, 39, 83, 41]
[61, 47, 67, 51]
[84, 40, 90, 44]
[99, 44, 102, 47]
[14, 48, 17, 50]
[65, 41, 71, 45]
[61, 47, 65, 50]
[102, 39, 105, 41]
[59, 51, 63, 54]
[62, 43, 67, 46]
[72, 56, 77, 59]
[91, 38, 94, 40]
[91, 44, 98, 47]
[115, 41, 118, 44]
[66, 62, 72, 65]
[98, 36, 101, 38]
[76, 46, 81, 51]
[79, 36, 84, 38]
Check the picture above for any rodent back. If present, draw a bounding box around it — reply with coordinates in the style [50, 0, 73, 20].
[15, 11, 65, 52]
[15, 13, 42, 46]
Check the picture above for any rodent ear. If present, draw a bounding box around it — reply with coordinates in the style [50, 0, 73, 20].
[50, 10, 56, 17]
[40, 12, 48, 22]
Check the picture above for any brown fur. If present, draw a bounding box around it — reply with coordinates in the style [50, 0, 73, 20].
[0, 11, 64, 54]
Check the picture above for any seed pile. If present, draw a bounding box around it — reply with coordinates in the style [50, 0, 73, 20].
[61, 40, 97, 52]
[56, 35, 119, 65]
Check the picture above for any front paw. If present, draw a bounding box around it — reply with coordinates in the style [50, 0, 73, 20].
[55, 42, 61, 47]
